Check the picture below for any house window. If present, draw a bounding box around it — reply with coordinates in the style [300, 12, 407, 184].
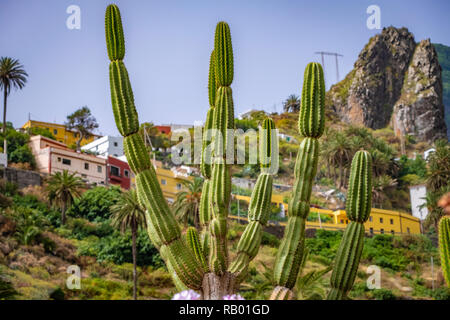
[407, 227, 410, 234]
[57, 157, 61, 162]
[380, 229, 384, 234]
[114, 142, 118, 147]
[390, 219, 394, 225]
[110, 166, 120, 177]
[369, 227, 374, 235]
[176, 183, 182, 190]
[369, 216, 373, 222]
[124, 170, 129, 178]
[53, 129, 58, 135]
[62, 158, 71, 165]
[340, 219, 344, 224]
[161, 179, 167, 185]
[97, 165, 102, 173]
[84, 163, 89, 170]
[73, 132, 77, 138]
[346, 220, 349, 224]
[81, 174, 87, 178]
[379, 218, 383, 223]
[391, 230, 395, 235]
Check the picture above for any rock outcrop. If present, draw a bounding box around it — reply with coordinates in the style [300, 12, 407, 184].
[392, 40, 447, 142]
[328, 27, 447, 142]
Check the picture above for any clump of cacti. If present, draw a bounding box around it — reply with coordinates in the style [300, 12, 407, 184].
[439, 216, 450, 287]
[327, 150, 372, 300]
[104, 4, 374, 300]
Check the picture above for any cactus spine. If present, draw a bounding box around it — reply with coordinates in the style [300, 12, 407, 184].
[439, 216, 450, 287]
[271, 62, 325, 299]
[105, 4, 204, 290]
[229, 118, 277, 282]
[327, 150, 372, 300]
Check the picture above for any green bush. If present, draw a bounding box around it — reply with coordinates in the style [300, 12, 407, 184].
[372, 288, 396, 300]
[431, 287, 450, 300]
[68, 186, 122, 222]
[49, 287, 65, 300]
[260, 231, 280, 247]
[77, 230, 163, 268]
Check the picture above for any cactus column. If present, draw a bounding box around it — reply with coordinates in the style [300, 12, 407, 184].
[439, 216, 450, 287]
[105, 4, 204, 290]
[199, 50, 217, 260]
[229, 118, 278, 284]
[271, 62, 325, 300]
[327, 150, 372, 300]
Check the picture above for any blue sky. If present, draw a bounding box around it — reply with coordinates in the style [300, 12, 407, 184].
[1, 0, 449, 136]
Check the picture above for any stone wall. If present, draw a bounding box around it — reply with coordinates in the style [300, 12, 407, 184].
[0, 167, 42, 189]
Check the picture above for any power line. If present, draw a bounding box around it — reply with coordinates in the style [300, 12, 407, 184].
[314, 51, 344, 86]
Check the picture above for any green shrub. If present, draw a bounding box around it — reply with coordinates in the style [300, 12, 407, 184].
[431, 287, 450, 300]
[260, 231, 280, 247]
[77, 230, 163, 268]
[372, 288, 396, 300]
[68, 186, 122, 222]
[49, 287, 65, 300]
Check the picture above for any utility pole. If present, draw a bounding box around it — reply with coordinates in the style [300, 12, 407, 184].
[314, 51, 344, 86]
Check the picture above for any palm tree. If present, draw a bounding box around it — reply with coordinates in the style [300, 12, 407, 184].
[372, 175, 397, 209]
[329, 131, 354, 189]
[47, 170, 84, 225]
[110, 189, 147, 300]
[0, 57, 28, 155]
[283, 94, 300, 113]
[427, 139, 450, 192]
[172, 177, 203, 230]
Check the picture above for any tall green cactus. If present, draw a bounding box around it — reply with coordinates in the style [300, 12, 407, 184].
[207, 22, 235, 276]
[105, 4, 204, 290]
[229, 118, 277, 282]
[439, 216, 450, 287]
[327, 150, 372, 300]
[271, 62, 325, 299]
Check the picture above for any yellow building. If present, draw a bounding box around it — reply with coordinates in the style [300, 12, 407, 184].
[232, 194, 421, 235]
[22, 120, 100, 147]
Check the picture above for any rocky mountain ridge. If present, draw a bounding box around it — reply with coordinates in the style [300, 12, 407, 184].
[327, 27, 447, 143]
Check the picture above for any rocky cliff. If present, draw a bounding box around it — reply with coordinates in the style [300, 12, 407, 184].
[327, 27, 447, 142]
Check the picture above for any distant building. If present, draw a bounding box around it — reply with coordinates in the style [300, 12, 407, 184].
[29, 135, 107, 185]
[155, 125, 171, 135]
[81, 136, 124, 158]
[152, 161, 193, 203]
[163, 124, 193, 132]
[238, 109, 259, 120]
[22, 120, 100, 147]
[409, 184, 429, 220]
[106, 155, 132, 190]
[424, 148, 435, 161]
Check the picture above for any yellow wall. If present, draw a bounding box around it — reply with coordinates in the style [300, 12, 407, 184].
[233, 195, 421, 235]
[22, 120, 98, 147]
[155, 167, 193, 203]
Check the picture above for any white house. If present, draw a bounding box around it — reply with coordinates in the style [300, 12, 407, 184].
[424, 148, 435, 161]
[409, 184, 428, 220]
[238, 109, 263, 120]
[81, 136, 124, 158]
